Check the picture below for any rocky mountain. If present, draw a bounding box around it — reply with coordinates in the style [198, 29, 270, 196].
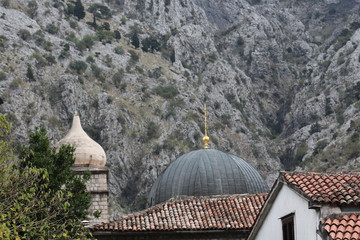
[0, 0, 359, 214]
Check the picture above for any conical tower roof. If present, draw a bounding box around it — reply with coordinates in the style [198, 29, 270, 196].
[57, 112, 106, 167]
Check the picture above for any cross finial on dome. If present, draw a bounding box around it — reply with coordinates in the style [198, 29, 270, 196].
[202, 104, 210, 149]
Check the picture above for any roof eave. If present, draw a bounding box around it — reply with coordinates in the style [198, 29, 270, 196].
[92, 228, 250, 236]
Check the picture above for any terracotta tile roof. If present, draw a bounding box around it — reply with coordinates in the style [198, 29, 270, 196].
[281, 172, 360, 205]
[92, 193, 267, 232]
[322, 213, 360, 240]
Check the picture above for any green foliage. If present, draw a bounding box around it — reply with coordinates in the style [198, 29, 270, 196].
[32, 52, 47, 68]
[170, 48, 176, 63]
[309, 122, 321, 135]
[19, 127, 91, 220]
[164, 0, 171, 6]
[27, 0, 38, 18]
[128, 50, 139, 64]
[221, 114, 232, 127]
[26, 64, 35, 81]
[0, 35, 7, 48]
[112, 69, 124, 88]
[0, 116, 91, 239]
[114, 30, 121, 40]
[91, 64, 104, 81]
[59, 43, 70, 59]
[69, 20, 79, 29]
[69, 60, 87, 74]
[18, 29, 31, 41]
[73, 0, 86, 21]
[114, 46, 125, 55]
[152, 85, 179, 99]
[43, 41, 53, 51]
[88, 3, 112, 26]
[120, 17, 127, 25]
[344, 82, 360, 106]
[144, 121, 160, 141]
[236, 36, 245, 55]
[313, 140, 328, 155]
[131, 32, 140, 48]
[0, 71, 6, 81]
[76, 34, 97, 51]
[294, 143, 308, 163]
[103, 54, 113, 67]
[101, 22, 110, 31]
[325, 98, 333, 116]
[96, 30, 113, 44]
[88, 4, 112, 19]
[86, 55, 95, 63]
[44, 54, 57, 65]
[334, 28, 353, 51]
[141, 36, 160, 53]
[45, 23, 59, 35]
[319, 60, 331, 70]
[1, 0, 10, 8]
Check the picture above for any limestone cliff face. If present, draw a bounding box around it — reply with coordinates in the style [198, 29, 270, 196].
[0, 0, 359, 214]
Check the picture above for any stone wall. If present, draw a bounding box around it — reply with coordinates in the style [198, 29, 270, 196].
[73, 166, 109, 226]
[87, 169, 109, 226]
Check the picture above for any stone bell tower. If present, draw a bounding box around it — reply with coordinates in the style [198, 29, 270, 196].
[57, 112, 109, 226]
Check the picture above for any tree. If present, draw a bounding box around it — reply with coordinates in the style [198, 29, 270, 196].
[73, 0, 85, 21]
[26, 64, 35, 81]
[19, 127, 91, 220]
[170, 48, 176, 64]
[141, 36, 160, 53]
[113, 30, 121, 40]
[0, 115, 91, 239]
[27, 0, 38, 18]
[131, 32, 140, 48]
[88, 3, 112, 27]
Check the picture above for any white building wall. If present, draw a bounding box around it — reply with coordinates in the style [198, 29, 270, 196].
[254, 185, 320, 240]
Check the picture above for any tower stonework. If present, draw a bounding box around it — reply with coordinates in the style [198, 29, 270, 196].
[73, 166, 109, 225]
[57, 112, 109, 226]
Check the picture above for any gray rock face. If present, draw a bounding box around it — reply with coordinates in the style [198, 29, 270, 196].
[1, 0, 360, 214]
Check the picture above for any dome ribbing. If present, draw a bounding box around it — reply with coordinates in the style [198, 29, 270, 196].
[148, 149, 267, 206]
[57, 113, 106, 167]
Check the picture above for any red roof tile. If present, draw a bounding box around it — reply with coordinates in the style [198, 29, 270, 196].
[322, 213, 360, 240]
[281, 172, 360, 205]
[92, 193, 267, 232]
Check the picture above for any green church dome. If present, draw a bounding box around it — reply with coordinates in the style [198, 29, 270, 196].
[147, 149, 268, 206]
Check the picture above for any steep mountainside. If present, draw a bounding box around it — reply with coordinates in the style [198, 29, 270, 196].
[0, 0, 359, 214]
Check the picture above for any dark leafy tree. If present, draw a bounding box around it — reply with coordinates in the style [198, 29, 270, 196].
[69, 60, 88, 74]
[0, 116, 91, 239]
[170, 48, 176, 64]
[19, 127, 91, 220]
[73, 0, 86, 21]
[27, 0, 38, 18]
[102, 22, 110, 30]
[26, 64, 35, 81]
[141, 36, 160, 53]
[88, 3, 112, 27]
[114, 30, 121, 40]
[131, 32, 140, 48]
